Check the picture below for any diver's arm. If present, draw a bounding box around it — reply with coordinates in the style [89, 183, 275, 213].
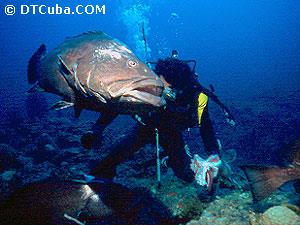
[197, 93, 220, 155]
[199, 85, 235, 126]
[92, 112, 118, 133]
[81, 112, 118, 149]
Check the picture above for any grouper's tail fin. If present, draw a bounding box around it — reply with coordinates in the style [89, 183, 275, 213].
[27, 44, 46, 84]
[241, 165, 297, 202]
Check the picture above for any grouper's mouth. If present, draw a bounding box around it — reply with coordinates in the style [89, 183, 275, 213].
[134, 85, 163, 97]
[120, 79, 166, 107]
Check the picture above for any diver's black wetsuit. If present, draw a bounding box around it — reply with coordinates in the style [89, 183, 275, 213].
[90, 58, 219, 183]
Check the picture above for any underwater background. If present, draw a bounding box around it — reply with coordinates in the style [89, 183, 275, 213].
[0, 0, 300, 224]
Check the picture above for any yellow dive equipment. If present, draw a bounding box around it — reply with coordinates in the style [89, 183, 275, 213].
[198, 93, 208, 125]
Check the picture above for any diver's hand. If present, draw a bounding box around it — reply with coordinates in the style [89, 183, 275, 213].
[223, 109, 236, 126]
[190, 154, 222, 191]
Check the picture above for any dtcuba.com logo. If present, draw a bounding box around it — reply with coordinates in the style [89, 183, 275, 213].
[4, 3, 106, 16]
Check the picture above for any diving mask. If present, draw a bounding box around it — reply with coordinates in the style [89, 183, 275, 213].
[163, 87, 177, 101]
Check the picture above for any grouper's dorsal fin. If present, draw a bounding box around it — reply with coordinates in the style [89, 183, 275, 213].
[27, 44, 46, 84]
[65, 31, 107, 40]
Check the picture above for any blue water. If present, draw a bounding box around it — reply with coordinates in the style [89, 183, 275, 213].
[1, 0, 299, 90]
[0, 0, 299, 169]
[0, 1, 300, 223]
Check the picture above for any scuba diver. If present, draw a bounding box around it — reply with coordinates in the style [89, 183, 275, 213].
[82, 50, 235, 202]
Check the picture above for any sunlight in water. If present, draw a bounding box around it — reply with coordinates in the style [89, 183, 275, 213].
[118, 2, 151, 61]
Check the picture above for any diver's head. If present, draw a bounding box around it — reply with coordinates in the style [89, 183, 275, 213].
[154, 57, 195, 102]
[154, 57, 193, 90]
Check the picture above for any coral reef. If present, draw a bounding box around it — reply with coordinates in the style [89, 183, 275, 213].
[249, 205, 300, 225]
[0, 88, 299, 224]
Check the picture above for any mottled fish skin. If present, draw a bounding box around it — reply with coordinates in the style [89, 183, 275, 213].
[31, 31, 165, 114]
[242, 137, 300, 202]
[0, 181, 110, 225]
[0, 179, 186, 225]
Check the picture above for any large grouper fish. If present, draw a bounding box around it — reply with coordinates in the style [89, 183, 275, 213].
[0, 178, 188, 225]
[242, 137, 300, 202]
[28, 31, 165, 117]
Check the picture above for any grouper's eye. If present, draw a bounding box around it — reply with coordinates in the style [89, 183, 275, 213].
[127, 59, 138, 68]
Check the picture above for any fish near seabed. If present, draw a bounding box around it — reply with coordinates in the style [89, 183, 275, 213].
[27, 31, 165, 117]
[242, 137, 300, 202]
[0, 178, 188, 225]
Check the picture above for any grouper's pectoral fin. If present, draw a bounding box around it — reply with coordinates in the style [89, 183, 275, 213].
[49, 100, 74, 110]
[58, 55, 74, 83]
[57, 55, 87, 96]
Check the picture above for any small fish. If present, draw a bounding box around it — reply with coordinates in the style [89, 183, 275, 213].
[27, 31, 165, 117]
[170, 12, 179, 18]
[0, 178, 189, 225]
[242, 137, 300, 201]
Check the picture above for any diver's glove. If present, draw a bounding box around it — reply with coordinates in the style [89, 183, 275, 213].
[223, 109, 236, 126]
[190, 154, 222, 191]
